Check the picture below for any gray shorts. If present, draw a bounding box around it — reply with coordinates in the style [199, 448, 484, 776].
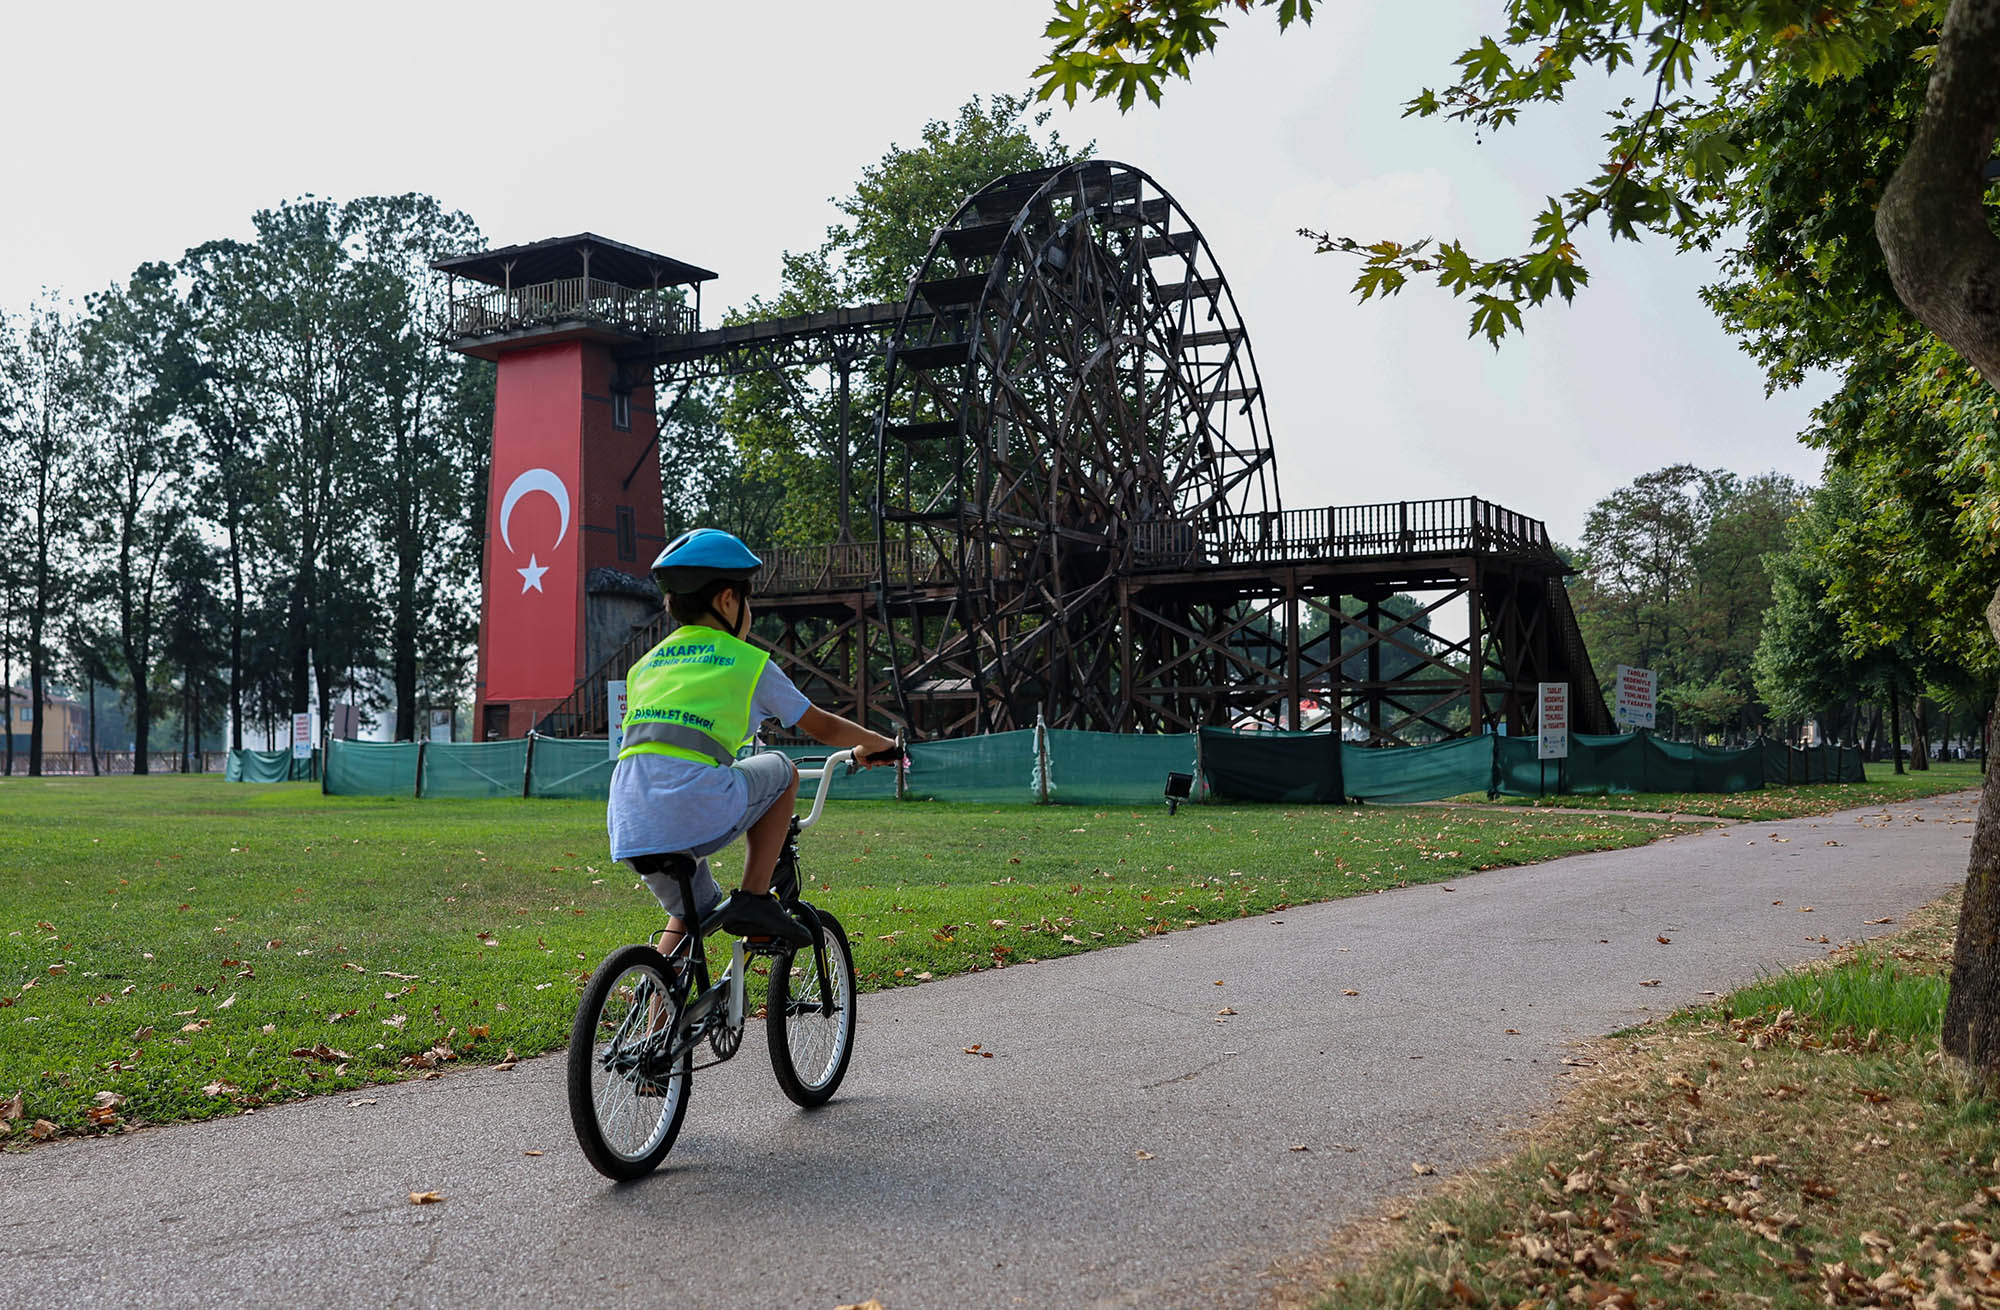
[634, 752, 797, 919]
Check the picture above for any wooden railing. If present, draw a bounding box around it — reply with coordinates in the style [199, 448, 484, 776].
[440, 276, 696, 340]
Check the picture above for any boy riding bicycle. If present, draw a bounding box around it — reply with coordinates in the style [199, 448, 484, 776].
[607, 528, 898, 952]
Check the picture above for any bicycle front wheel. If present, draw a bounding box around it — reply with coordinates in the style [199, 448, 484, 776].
[766, 906, 857, 1107]
[567, 943, 692, 1180]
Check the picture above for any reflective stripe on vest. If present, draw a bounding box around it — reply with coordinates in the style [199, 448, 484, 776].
[618, 720, 735, 765]
[617, 624, 769, 766]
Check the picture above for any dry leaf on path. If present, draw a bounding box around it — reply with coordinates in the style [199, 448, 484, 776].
[1657, 935, 1672, 944]
[835, 1300, 888, 1310]
[1341, 989, 1359, 996]
[408, 1191, 444, 1205]
[1412, 1161, 1437, 1175]
[1134, 1150, 1155, 1160]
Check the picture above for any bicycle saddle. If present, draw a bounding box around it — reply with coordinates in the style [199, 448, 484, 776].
[628, 852, 699, 879]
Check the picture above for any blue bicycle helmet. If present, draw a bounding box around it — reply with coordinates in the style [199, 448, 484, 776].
[651, 528, 762, 596]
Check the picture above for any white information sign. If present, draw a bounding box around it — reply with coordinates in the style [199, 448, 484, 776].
[291, 712, 313, 760]
[1614, 664, 1658, 730]
[608, 680, 628, 760]
[1537, 681, 1570, 760]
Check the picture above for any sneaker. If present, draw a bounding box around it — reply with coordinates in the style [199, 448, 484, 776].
[720, 891, 813, 947]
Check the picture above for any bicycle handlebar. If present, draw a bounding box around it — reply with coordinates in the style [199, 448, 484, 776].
[794, 749, 854, 832]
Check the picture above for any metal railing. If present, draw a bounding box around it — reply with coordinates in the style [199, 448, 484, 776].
[439, 276, 696, 340]
[756, 538, 952, 595]
[1130, 498, 1554, 569]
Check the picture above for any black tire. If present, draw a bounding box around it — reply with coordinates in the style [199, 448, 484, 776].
[766, 907, 857, 1107]
[567, 944, 692, 1180]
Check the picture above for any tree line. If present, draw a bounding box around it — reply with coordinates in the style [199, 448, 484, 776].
[0, 195, 492, 775]
[1569, 461, 1996, 765]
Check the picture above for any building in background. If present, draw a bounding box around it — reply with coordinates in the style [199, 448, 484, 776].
[4, 687, 88, 756]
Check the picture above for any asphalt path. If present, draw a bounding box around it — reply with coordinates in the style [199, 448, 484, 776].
[4, 790, 1981, 1309]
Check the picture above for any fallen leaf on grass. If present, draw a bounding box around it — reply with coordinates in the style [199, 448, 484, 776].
[47, 964, 66, 976]
[379, 971, 419, 980]
[93, 1091, 126, 1110]
[494, 1050, 520, 1071]
[382, 1014, 407, 1030]
[290, 1044, 350, 1064]
[84, 1106, 120, 1128]
[201, 1081, 238, 1098]
[216, 994, 236, 1010]
[408, 1191, 443, 1205]
[0, 1092, 21, 1123]
[28, 1119, 57, 1140]
[179, 1019, 210, 1033]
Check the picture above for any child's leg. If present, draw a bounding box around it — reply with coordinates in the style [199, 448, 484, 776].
[738, 763, 801, 895]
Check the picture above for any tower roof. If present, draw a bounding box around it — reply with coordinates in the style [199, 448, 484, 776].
[431, 233, 716, 290]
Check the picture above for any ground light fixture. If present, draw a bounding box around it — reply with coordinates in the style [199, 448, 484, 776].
[1164, 770, 1194, 815]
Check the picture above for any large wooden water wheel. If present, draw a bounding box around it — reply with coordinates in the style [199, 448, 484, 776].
[873, 160, 1281, 735]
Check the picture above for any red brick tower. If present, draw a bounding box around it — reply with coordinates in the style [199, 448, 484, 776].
[433, 235, 715, 739]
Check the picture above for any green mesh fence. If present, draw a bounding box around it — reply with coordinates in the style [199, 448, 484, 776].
[323, 740, 419, 797]
[1200, 728, 1344, 803]
[1499, 730, 1768, 797]
[527, 736, 617, 800]
[224, 749, 320, 782]
[905, 731, 1040, 803]
[1758, 739, 1867, 785]
[302, 726, 1866, 804]
[418, 740, 529, 799]
[1346, 736, 1495, 803]
[1493, 735, 1563, 796]
[1042, 730, 1199, 807]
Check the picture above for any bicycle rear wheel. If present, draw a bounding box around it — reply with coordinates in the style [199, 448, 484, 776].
[567, 943, 692, 1179]
[766, 907, 857, 1107]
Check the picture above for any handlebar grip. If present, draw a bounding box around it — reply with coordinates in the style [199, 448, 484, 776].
[846, 745, 910, 774]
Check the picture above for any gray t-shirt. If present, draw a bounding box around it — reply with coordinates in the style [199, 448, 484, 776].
[605, 659, 812, 861]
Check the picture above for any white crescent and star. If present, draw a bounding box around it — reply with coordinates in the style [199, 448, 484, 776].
[497, 468, 571, 595]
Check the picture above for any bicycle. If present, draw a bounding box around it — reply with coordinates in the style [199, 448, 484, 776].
[566, 746, 888, 1181]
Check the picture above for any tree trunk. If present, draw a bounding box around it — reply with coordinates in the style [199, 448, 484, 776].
[1879, 0, 2000, 1072]
[1912, 695, 1932, 771]
[1890, 685, 1906, 775]
[1941, 586, 2000, 1074]
[131, 680, 151, 776]
[87, 679, 99, 776]
[228, 509, 244, 751]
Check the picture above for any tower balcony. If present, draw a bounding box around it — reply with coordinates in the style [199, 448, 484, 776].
[439, 276, 697, 342]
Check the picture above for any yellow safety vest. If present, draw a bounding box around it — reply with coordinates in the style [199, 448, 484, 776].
[617, 624, 770, 765]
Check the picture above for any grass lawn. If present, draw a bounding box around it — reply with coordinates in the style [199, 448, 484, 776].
[1460, 758, 1983, 820]
[1306, 888, 1998, 1309]
[2, 774, 1670, 1141]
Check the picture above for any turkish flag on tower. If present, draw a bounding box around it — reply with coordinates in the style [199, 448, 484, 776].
[483, 344, 583, 701]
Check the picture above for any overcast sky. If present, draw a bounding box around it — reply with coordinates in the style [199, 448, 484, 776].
[3, 0, 1828, 546]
